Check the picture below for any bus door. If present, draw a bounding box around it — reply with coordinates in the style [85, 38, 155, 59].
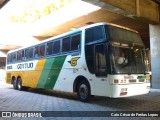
[92, 44, 109, 96]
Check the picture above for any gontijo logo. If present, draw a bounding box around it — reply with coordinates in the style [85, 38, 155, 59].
[6, 61, 38, 72]
[68, 57, 80, 66]
[17, 62, 33, 69]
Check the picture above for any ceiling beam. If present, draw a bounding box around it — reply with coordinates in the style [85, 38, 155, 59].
[83, 0, 160, 24]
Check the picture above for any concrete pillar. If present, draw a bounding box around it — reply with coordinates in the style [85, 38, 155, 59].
[150, 24, 160, 89]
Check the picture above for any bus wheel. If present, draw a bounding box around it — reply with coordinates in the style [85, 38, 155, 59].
[17, 78, 23, 91]
[77, 80, 90, 102]
[13, 79, 17, 89]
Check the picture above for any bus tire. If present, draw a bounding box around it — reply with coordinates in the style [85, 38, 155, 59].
[13, 78, 17, 90]
[77, 80, 90, 102]
[17, 77, 23, 91]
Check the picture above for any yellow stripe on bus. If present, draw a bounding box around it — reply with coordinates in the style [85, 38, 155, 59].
[27, 59, 46, 88]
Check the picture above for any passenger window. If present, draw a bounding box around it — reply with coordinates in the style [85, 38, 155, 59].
[53, 41, 60, 54]
[47, 42, 53, 55]
[29, 48, 33, 59]
[17, 51, 22, 61]
[7, 54, 11, 63]
[71, 34, 81, 51]
[85, 26, 105, 44]
[35, 46, 39, 58]
[17, 50, 24, 61]
[12, 53, 17, 62]
[22, 50, 25, 60]
[39, 45, 45, 57]
[25, 48, 33, 59]
[62, 37, 71, 52]
[25, 49, 29, 59]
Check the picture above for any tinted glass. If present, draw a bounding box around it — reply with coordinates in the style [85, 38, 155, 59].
[53, 41, 60, 54]
[62, 37, 71, 52]
[71, 34, 81, 51]
[47, 42, 53, 55]
[39, 45, 45, 57]
[35, 46, 39, 58]
[25, 48, 33, 59]
[85, 26, 105, 44]
[12, 53, 17, 62]
[7, 54, 11, 63]
[17, 51, 22, 61]
[108, 25, 143, 46]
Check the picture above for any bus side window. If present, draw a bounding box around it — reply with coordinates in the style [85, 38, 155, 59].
[47, 42, 53, 55]
[24, 49, 27, 60]
[85, 26, 105, 44]
[9, 54, 12, 62]
[7, 54, 11, 63]
[29, 48, 33, 59]
[39, 45, 45, 57]
[35, 46, 39, 58]
[17, 51, 21, 61]
[12, 52, 17, 62]
[62, 37, 71, 52]
[22, 50, 25, 60]
[25, 49, 30, 59]
[17, 50, 25, 61]
[53, 40, 60, 54]
[71, 34, 81, 51]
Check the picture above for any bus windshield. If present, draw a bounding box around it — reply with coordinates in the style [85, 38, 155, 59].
[110, 44, 146, 74]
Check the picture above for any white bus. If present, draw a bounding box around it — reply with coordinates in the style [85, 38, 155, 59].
[6, 22, 150, 102]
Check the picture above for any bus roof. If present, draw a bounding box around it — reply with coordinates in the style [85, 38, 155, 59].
[7, 22, 139, 54]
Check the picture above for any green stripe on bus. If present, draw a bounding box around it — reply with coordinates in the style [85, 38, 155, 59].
[37, 58, 55, 88]
[37, 56, 66, 89]
[44, 56, 66, 89]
